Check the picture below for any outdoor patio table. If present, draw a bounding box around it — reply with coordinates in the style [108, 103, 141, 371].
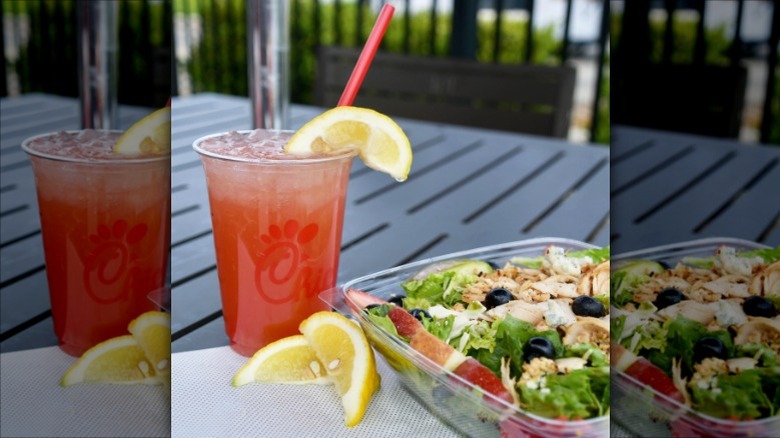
[170, 93, 610, 436]
[611, 125, 780, 252]
[2, 92, 609, 437]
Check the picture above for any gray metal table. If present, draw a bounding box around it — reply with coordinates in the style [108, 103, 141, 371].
[611, 125, 780, 252]
[0, 93, 153, 353]
[168, 93, 610, 352]
[1, 92, 610, 437]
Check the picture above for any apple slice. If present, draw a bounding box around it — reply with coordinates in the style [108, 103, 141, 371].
[387, 306, 424, 338]
[409, 328, 467, 371]
[613, 344, 685, 405]
[347, 289, 514, 407]
[346, 289, 389, 313]
[453, 358, 514, 405]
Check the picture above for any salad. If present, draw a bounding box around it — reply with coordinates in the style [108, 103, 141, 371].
[611, 245, 780, 421]
[348, 245, 611, 420]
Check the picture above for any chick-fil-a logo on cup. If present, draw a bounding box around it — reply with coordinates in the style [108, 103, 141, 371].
[84, 219, 147, 304]
[255, 219, 333, 304]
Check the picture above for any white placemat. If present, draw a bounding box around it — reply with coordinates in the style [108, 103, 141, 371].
[0, 346, 169, 437]
[171, 346, 462, 438]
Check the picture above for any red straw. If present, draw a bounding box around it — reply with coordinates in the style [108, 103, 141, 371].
[337, 4, 395, 106]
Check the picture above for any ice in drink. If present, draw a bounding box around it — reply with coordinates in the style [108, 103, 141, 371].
[23, 130, 170, 356]
[194, 130, 354, 357]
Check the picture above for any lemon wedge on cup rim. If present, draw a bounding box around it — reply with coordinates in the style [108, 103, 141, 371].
[114, 106, 171, 155]
[285, 106, 412, 181]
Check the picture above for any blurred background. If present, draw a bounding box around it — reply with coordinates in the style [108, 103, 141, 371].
[7, 1, 776, 145]
[611, 0, 779, 145]
[1, 0, 171, 108]
[2, 0, 611, 144]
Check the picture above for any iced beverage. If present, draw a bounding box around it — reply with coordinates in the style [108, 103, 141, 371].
[194, 130, 354, 356]
[22, 130, 170, 357]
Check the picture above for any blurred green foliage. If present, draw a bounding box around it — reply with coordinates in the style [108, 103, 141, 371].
[3, 0, 611, 143]
[3, 0, 169, 106]
[177, 0, 609, 143]
[612, 10, 779, 145]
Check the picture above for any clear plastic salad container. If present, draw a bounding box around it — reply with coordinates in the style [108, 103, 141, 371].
[611, 237, 780, 438]
[320, 238, 610, 438]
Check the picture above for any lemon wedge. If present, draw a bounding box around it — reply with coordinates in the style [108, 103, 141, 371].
[285, 106, 412, 181]
[128, 311, 171, 378]
[61, 335, 159, 386]
[114, 106, 171, 155]
[232, 335, 330, 387]
[299, 312, 381, 427]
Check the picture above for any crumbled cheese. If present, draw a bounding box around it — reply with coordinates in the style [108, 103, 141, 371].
[544, 299, 576, 327]
[712, 300, 748, 327]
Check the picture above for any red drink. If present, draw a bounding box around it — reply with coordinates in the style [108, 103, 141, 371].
[194, 130, 354, 356]
[22, 130, 170, 356]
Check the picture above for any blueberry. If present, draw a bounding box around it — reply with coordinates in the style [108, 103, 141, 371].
[523, 337, 556, 362]
[693, 337, 727, 363]
[743, 296, 777, 318]
[571, 296, 606, 317]
[409, 308, 431, 321]
[654, 288, 684, 310]
[484, 288, 513, 309]
[388, 294, 406, 307]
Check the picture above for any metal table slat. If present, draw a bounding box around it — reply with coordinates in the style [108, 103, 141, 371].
[637, 150, 777, 232]
[469, 146, 608, 235]
[172, 316, 228, 353]
[701, 163, 780, 240]
[531, 160, 610, 240]
[612, 126, 780, 250]
[171, 271, 221, 334]
[0, 273, 49, 334]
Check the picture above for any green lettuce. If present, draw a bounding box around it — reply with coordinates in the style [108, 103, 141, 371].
[568, 246, 610, 264]
[401, 271, 475, 307]
[365, 304, 401, 339]
[610, 271, 638, 307]
[658, 316, 734, 373]
[682, 246, 780, 269]
[741, 246, 780, 263]
[401, 296, 432, 310]
[624, 319, 667, 354]
[473, 316, 563, 377]
[511, 246, 609, 269]
[565, 343, 609, 367]
[455, 318, 500, 354]
[510, 256, 543, 269]
[681, 257, 714, 269]
[611, 314, 626, 343]
[421, 314, 454, 343]
[498, 316, 564, 378]
[518, 367, 609, 419]
[738, 344, 779, 367]
[690, 370, 773, 419]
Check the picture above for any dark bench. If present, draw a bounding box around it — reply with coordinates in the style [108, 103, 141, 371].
[315, 46, 577, 138]
[612, 63, 748, 139]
